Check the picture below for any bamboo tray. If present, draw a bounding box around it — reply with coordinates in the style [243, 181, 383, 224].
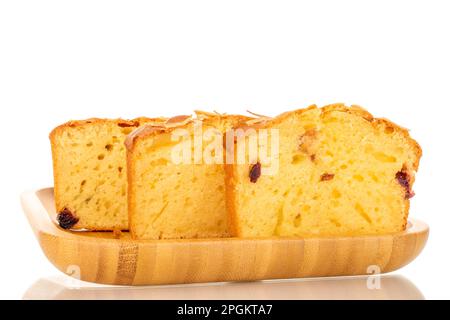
[21, 188, 429, 286]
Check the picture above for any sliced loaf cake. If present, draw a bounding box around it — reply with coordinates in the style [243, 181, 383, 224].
[50, 117, 165, 230]
[225, 104, 422, 237]
[126, 113, 251, 239]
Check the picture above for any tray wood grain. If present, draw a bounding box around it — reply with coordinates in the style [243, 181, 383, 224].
[21, 188, 429, 286]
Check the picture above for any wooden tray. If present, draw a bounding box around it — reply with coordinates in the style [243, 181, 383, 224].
[21, 188, 429, 286]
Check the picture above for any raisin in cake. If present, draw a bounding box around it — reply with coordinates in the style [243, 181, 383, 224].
[126, 112, 251, 239]
[50, 117, 165, 230]
[225, 104, 421, 237]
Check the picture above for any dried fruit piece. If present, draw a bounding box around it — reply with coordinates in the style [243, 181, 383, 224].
[396, 169, 415, 199]
[117, 121, 140, 127]
[57, 208, 79, 229]
[320, 173, 335, 181]
[249, 162, 262, 183]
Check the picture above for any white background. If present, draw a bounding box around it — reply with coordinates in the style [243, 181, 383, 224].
[0, 0, 449, 299]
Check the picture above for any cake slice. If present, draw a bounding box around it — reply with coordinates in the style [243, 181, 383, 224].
[50, 117, 165, 230]
[126, 112, 251, 239]
[225, 104, 422, 237]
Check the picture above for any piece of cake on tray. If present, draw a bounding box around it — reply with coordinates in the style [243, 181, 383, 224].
[50, 117, 165, 231]
[126, 112, 251, 239]
[225, 104, 421, 238]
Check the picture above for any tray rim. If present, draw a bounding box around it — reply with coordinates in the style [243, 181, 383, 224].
[21, 187, 429, 244]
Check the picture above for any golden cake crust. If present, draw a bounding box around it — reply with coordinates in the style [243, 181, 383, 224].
[125, 113, 251, 151]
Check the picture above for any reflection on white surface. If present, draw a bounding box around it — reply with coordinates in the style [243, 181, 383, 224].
[23, 274, 423, 300]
